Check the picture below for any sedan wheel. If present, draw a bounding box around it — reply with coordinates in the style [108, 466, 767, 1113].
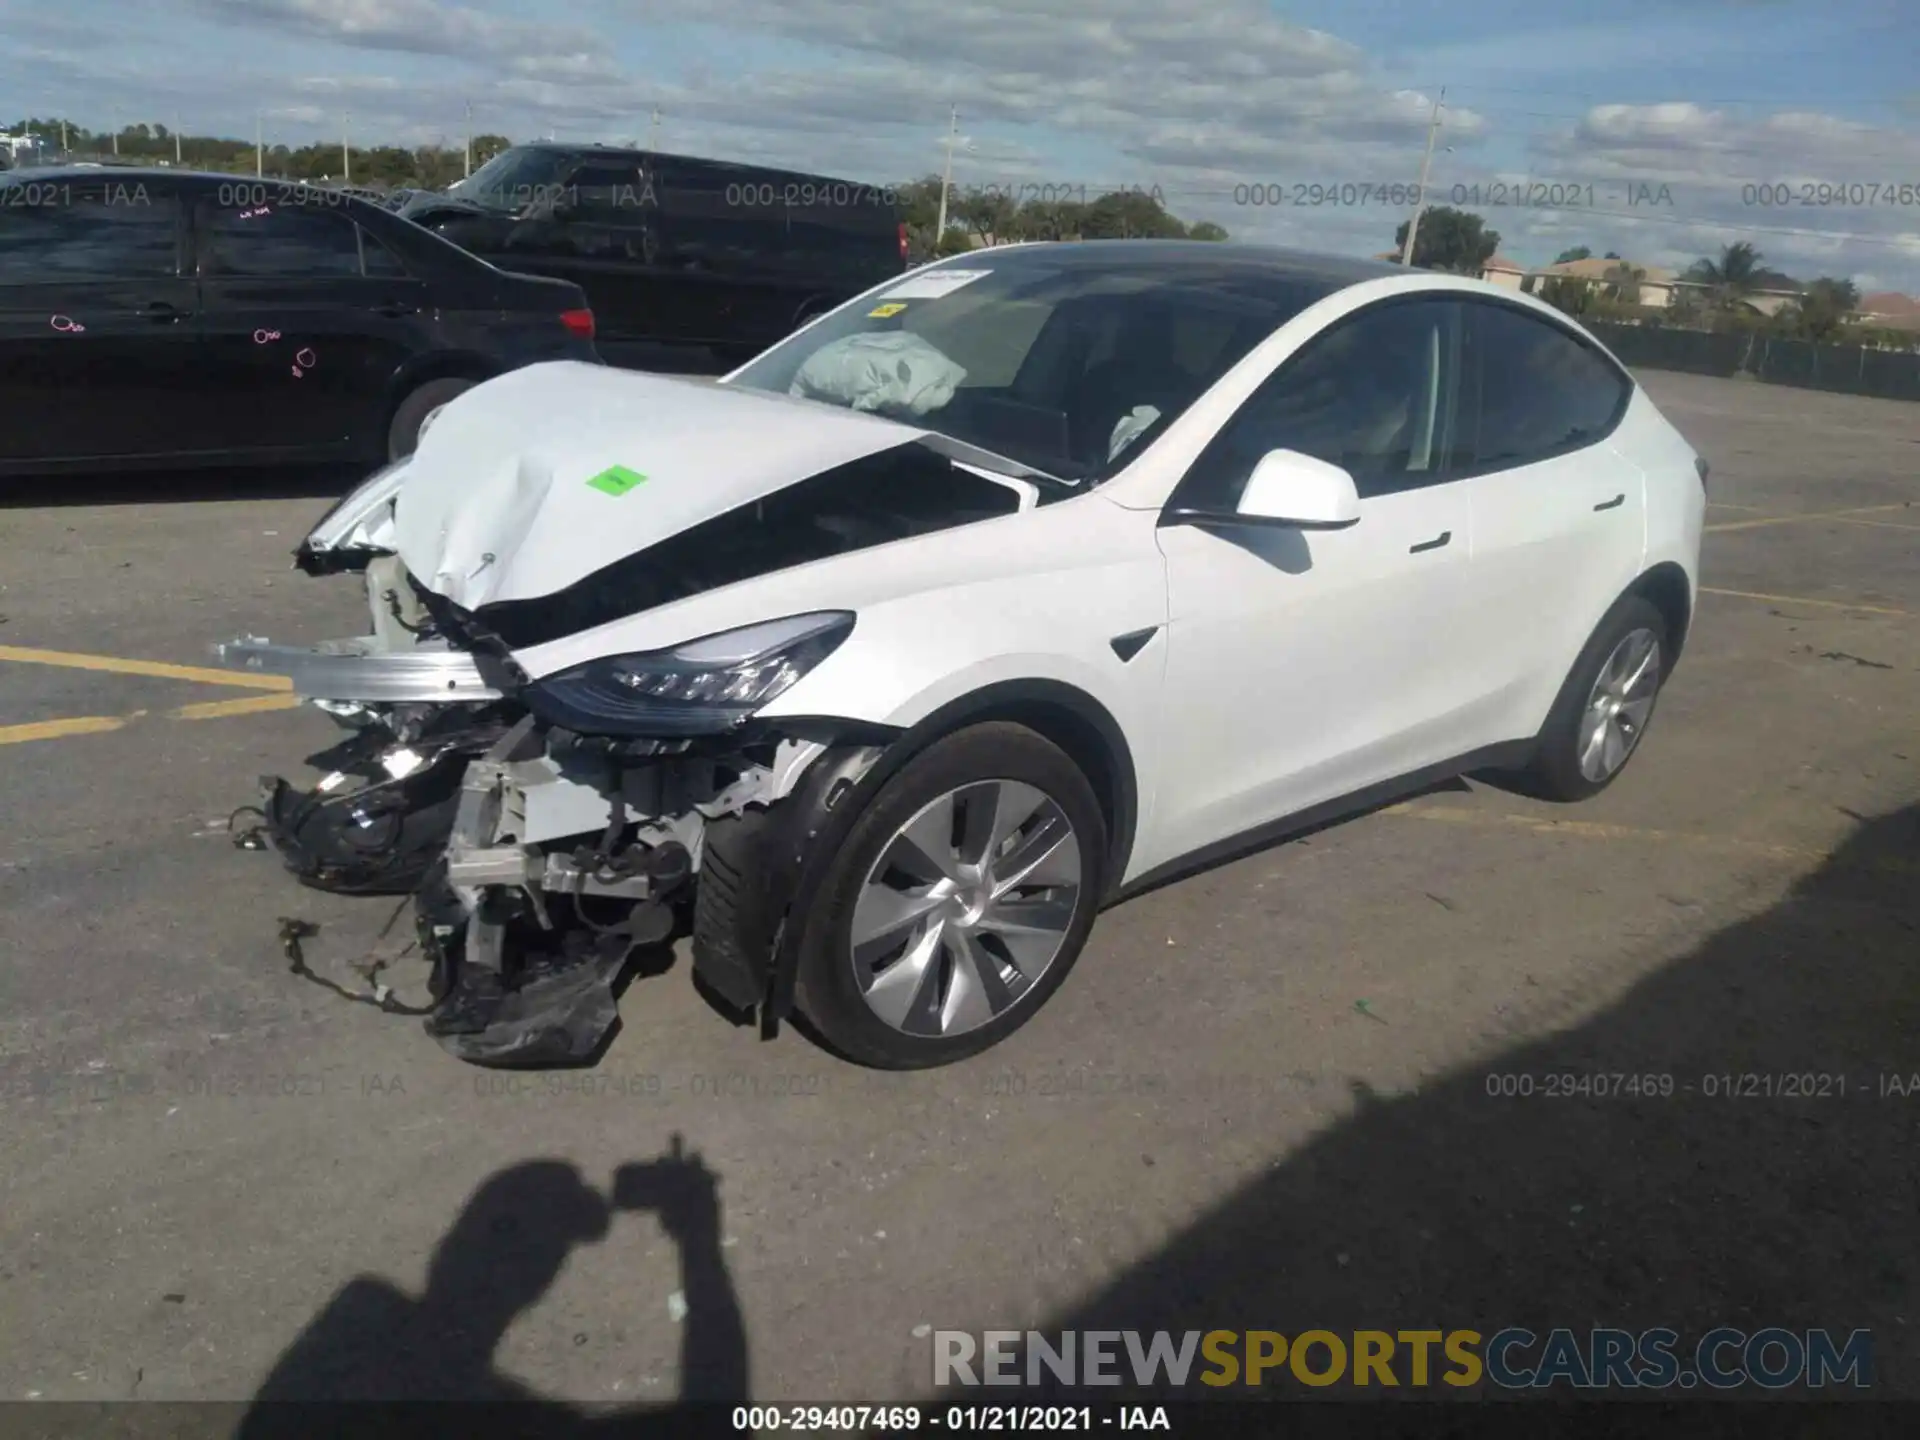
[792, 722, 1107, 1069]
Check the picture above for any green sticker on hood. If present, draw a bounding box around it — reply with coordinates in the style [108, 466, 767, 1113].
[586, 464, 647, 496]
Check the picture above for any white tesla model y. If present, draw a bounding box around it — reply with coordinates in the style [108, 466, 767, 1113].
[218, 241, 1706, 1069]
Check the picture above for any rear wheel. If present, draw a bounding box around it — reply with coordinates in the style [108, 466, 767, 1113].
[791, 723, 1106, 1069]
[1520, 595, 1668, 802]
[387, 377, 475, 461]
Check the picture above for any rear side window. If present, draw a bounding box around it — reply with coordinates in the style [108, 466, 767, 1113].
[1461, 302, 1629, 472]
[198, 203, 364, 277]
[0, 183, 179, 278]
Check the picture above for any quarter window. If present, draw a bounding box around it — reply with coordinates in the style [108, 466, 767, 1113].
[199, 204, 364, 277]
[1179, 297, 1463, 508]
[1461, 301, 1628, 471]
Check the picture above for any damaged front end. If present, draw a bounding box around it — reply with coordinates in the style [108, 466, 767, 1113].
[214, 369, 1031, 1066]
[216, 541, 889, 1066]
[410, 716, 883, 1066]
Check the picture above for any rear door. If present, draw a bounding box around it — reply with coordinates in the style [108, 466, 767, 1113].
[192, 194, 434, 455]
[648, 159, 808, 350]
[1455, 298, 1644, 737]
[0, 176, 200, 463]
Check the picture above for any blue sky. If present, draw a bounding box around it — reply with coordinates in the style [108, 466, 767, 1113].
[3, 0, 1917, 290]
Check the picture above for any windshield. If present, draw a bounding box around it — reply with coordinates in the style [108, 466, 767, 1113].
[448, 147, 574, 210]
[726, 251, 1323, 483]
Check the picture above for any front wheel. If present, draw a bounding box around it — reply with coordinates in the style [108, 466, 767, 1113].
[1520, 594, 1669, 802]
[791, 723, 1107, 1069]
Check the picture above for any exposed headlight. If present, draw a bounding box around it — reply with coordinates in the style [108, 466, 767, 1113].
[304, 458, 410, 549]
[522, 612, 855, 737]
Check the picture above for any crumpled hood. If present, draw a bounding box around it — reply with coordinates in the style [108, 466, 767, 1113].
[392, 362, 929, 610]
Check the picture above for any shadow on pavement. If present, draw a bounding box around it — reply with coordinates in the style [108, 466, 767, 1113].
[0, 463, 367, 510]
[935, 800, 1919, 1412]
[236, 1135, 747, 1436]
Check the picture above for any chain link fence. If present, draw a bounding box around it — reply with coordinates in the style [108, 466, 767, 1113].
[1585, 321, 1920, 403]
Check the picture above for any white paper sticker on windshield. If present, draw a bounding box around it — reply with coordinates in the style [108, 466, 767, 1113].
[879, 269, 992, 300]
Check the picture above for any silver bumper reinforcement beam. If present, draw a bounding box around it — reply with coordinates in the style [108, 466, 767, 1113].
[211, 635, 502, 703]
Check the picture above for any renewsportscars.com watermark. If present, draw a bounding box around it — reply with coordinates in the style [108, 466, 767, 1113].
[935, 1328, 1873, 1391]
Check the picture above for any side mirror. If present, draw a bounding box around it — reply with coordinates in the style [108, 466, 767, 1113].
[1234, 449, 1360, 528]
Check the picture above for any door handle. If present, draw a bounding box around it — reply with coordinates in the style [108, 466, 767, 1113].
[1593, 493, 1626, 512]
[1409, 530, 1452, 554]
[371, 301, 419, 317]
[138, 300, 185, 321]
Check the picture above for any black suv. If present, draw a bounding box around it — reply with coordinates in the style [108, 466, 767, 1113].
[0, 167, 601, 474]
[401, 144, 908, 367]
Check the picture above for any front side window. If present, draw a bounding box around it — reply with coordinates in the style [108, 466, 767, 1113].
[1177, 298, 1463, 509]
[1462, 301, 1629, 472]
[199, 204, 363, 277]
[0, 182, 179, 279]
[566, 161, 650, 223]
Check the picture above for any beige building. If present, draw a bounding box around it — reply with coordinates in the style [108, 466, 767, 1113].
[1858, 291, 1920, 333]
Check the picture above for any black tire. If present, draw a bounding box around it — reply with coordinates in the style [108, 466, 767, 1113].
[387, 377, 475, 461]
[791, 722, 1107, 1070]
[1519, 594, 1670, 802]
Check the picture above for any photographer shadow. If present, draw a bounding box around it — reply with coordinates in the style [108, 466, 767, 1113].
[236, 1136, 747, 1437]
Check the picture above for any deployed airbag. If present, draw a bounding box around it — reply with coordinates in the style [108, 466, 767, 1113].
[789, 332, 967, 416]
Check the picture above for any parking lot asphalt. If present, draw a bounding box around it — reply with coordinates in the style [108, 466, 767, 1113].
[1, 371, 1916, 1408]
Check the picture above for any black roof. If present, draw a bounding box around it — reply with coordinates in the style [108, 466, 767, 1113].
[981, 239, 1407, 288]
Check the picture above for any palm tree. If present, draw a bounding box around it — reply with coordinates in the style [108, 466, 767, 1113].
[1686, 242, 1762, 310]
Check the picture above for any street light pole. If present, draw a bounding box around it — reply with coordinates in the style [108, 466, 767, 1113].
[255, 114, 263, 176]
[650, 105, 660, 153]
[935, 104, 958, 250]
[1399, 86, 1445, 267]
[464, 100, 472, 178]
[343, 116, 351, 183]
[174, 113, 182, 166]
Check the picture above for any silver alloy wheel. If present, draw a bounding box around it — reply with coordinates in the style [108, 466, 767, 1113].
[849, 779, 1083, 1038]
[1578, 627, 1662, 782]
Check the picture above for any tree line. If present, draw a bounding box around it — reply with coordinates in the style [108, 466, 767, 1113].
[12, 116, 1904, 347]
[4, 117, 1228, 253]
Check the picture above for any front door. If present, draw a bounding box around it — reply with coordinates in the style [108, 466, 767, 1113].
[193, 198, 432, 456]
[1146, 296, 1485, 869]
[0, 177, 201, 462]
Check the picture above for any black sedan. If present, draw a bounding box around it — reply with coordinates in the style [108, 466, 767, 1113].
[0, 167, 602, 475]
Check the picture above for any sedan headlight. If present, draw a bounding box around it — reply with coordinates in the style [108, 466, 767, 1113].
[522, 612, 855, 737]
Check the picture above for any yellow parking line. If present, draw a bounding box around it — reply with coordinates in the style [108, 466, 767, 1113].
[1698, 586, 1908, 617]
[0, 693, 302, 746]
[1703, 503, 1909, 534]
[172, 693, 303, 721]
[0, 713, 138, 746]
[0, 644, 291, 691]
